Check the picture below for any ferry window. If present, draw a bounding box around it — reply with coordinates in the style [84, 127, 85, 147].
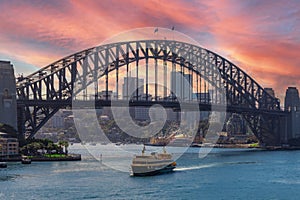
[4, 89, 9, 97]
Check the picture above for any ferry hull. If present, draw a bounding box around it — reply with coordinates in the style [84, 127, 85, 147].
[131, 164, 176, 176]
[0, 162, 7, 168]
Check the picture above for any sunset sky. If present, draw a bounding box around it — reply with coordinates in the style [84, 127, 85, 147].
[0, 0, 299, 102]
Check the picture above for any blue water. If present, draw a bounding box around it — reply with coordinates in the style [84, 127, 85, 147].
[1, 144, 300, 200]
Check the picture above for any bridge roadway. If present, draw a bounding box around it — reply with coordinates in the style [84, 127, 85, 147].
[17, 99, 287, 116]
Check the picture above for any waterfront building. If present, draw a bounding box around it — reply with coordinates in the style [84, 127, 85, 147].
[0, 61, 17, 130]
[64, 115, 74, 129]
[49, 110, 64, 128]
[166, 109, 180, 121]
[134, 107, 149, 120]
[0, 132, 19, 156]
[61, 110, 73, 118]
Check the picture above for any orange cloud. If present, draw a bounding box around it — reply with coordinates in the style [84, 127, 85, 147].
[0, 0, 299, 103]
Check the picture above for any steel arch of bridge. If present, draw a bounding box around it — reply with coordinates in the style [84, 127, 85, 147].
[16, 40, 285, 145]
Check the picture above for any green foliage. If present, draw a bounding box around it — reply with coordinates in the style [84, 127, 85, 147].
[198, 119, 209, 137]
[20, 138, 63, 156]
[249, 143, 259, 148]
[44, 154, 67, 158]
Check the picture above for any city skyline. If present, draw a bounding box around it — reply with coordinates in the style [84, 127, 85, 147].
[0, 0, 299, 102]
[0, 2, 299, 199]
[95, 71, 212, 101]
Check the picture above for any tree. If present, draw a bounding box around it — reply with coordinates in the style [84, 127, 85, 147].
[58, 140, 69, 154]
[198, 120, 209, 137]
[46, 142, 55, 154]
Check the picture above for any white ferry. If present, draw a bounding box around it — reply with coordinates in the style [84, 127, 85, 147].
[130, 146, 176, 176]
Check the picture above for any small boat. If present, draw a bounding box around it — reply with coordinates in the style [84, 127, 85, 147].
[130, 146, 176, 176]
[115, 142, 122, 146]
[21, 157, 32, 164]
[0, 162, 7, 168]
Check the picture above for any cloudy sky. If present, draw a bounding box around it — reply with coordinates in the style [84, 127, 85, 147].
[0, 0, 299, 101]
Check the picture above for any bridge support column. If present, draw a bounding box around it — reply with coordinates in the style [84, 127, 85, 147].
[286, 110, 300, 145]
[260, 115, 283, 146]
[279, 114, 289, 144]
[0, 61, 17, 131]
[243, 113, 284, 146]
[17, 103, 26, 139]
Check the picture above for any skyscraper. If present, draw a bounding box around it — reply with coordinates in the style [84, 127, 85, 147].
[264, 88, 275, 98]
[170, 71, 193, 101]
[284, 87, 300, 111]
[122, 77, 144, 100]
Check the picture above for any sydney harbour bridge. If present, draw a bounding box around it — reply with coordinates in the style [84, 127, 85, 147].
[15, 40, 289, 146]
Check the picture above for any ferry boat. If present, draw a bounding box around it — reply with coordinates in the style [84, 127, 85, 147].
[115, 142, 122, 146]
[130, 146, 176, 176]
[0, 162, 7, 168]
[21, 157, 31, 164]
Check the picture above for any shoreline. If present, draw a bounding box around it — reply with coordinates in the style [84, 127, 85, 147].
[144, 143, 258, 149]
[145, 143, 300, 150]
[0, 153, 81, 162]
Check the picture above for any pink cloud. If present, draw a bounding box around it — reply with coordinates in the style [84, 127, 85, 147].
[0, 0, 299, 103]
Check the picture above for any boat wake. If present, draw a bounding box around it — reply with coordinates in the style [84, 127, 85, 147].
[174, 163, 218, 171]
[174, 160, 257, 172]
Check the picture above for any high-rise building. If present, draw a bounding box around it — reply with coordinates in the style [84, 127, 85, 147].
[284, 87, 300, 111]
[193, 92, 211, 103]
[259, 87, 277, 109]
[97, 90, 117, 100]
[0, 61, 17, 130]
[49, 110, 64, 128]
[170, 71, 193, 101]
[264, 88, 275, 98]
[122, 77, 144, 100]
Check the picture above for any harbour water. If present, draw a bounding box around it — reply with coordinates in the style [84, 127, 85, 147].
[0, 144, 300, 199]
